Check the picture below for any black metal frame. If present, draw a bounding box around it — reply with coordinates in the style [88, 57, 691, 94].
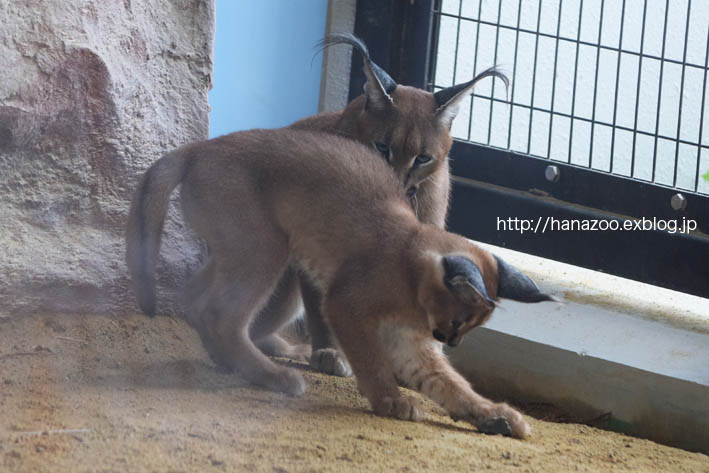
[348, 0, 435, 100]
[351, 0, 709, 299]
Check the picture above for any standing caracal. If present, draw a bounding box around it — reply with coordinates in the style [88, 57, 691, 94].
[289, 34, 509, 376]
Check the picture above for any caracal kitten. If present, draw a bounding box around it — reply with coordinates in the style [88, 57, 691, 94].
[126, 128, 554, 438]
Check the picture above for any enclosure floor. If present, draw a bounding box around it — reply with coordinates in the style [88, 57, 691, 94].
[1, 313, 707, 473]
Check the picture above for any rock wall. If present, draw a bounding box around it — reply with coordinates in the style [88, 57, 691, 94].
[0, 0, 215, 316]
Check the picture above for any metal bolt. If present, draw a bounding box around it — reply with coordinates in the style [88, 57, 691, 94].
[670, 193, 687, 211]
[545, 165, 560, 183]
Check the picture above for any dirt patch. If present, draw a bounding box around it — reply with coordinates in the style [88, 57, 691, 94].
[1, 314, 707, 472]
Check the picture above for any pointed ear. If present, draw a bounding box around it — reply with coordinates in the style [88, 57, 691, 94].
[494, 256, 557, 303]
[442, 255, 495, 308]
[434, 65, 509, 128]
[318, 33, 396, 111]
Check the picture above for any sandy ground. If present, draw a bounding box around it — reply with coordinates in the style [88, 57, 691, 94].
[0, 313, 707, 473]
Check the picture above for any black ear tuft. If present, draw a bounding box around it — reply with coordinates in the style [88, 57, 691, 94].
[494, 256, 557, 303]
[442, 255, 495, 307]
[434, 65, 509, 127]
[317, 33, 396, 108]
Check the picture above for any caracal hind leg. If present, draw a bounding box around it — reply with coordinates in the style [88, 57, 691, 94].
[194, 261, 306, 397]
[324, 292, 422, 421]
[302, 276, 352, 377]
[184, 257, 231, 367]
[388, 327, 531, 439]
[179, 169, 305, 394]
[179, 172, 304, 394]
[250, 266, 310, 362]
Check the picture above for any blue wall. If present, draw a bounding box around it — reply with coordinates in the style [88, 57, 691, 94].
[209, 1, 328, 137]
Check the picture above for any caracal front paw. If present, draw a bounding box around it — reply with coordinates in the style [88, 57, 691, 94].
[373, 394, 423, 421]
[310, 348, 352, 377]
[463, 403, 531, 439]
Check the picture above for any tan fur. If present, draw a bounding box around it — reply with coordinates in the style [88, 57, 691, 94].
[292, 87, 451, 227]
[126, 128, 535, 438]
[289, 87, 454, 375]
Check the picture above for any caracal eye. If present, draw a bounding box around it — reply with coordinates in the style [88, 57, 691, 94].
[413, 154, 433, 167]
[374, 142, 390, 162]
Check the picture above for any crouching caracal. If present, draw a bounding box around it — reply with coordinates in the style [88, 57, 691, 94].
[126, 128, 555, 438]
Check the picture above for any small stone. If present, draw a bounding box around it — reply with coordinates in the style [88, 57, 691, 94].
[207, 454, 224, 467]
[43, 319, 66, 333]
[405, 435, 413, 441]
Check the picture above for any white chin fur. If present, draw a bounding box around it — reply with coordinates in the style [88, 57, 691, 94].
[426, 313, 437, 332]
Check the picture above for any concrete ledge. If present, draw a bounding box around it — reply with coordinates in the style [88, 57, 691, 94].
[450, 243, 709, 453]
[450, 328, 709, 454]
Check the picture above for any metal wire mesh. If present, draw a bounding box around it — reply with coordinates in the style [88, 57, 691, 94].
[431, 0, 709, 194]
